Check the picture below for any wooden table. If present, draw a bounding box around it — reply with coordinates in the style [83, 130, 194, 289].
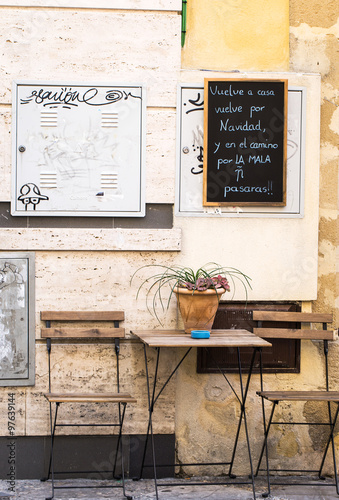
[132, 329, 271, 500]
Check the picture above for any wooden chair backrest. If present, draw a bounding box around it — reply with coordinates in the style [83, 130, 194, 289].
[41, 311, 126, 394]
[253, 311, 336, 341]
[40, 311, 125, 339]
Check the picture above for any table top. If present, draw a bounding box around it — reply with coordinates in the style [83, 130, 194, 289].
[131, 329, 272, 348]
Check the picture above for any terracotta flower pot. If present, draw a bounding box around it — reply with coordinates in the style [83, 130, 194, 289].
[174, 287, 225, 333]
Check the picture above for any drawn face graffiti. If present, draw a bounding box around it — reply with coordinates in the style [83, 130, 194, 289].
[17, 183, 49, 210]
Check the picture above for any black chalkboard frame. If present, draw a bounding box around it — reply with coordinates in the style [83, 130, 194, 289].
[203, 78, 288, 207]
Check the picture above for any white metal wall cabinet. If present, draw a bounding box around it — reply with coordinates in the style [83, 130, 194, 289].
[12, 81, 146, 217]
[176, 84, 306, 218]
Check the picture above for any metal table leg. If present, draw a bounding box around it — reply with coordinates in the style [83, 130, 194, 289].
[141, 344, 260, 500]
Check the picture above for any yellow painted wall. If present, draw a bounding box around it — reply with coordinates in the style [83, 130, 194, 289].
[290, 2, 339, 327]
[182, 0, 289, 71]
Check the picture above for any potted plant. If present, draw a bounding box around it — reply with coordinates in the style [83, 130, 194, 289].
[131, 262, 251, 333]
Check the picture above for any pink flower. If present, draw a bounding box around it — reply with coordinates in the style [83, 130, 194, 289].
[180, 275, 230, 292]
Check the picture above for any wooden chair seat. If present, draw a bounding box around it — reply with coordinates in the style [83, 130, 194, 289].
[258, 390, 339, 402]
[44, 392, 137, 404]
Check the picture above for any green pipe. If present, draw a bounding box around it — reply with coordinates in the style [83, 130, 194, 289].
[181, 0, 187, 47]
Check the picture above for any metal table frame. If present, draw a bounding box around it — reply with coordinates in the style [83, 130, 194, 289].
[132, 329, 271, 500]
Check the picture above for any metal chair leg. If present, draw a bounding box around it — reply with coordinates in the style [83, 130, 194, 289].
[143, 344, 159, 499]
[44, 402, 60, 500]
[137, 421, 151, 481]
[256, 401, 277, 498]
[117, 404, 133, 500]
[318, 403, 339, 493]
[235, 347, 256, 499]
[113, 402, 125, 479]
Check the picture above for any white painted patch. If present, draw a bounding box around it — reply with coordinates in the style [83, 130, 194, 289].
[0, 323, 14, 365]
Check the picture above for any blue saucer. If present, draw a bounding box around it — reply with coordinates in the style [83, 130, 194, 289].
[191, 330, 210, 339]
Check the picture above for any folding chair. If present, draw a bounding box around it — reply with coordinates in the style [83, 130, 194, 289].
[40, 311, 136, 500]
[254, 310, 339, 496]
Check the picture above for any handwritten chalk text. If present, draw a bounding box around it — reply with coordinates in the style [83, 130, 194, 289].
[220, 119, 263, 132]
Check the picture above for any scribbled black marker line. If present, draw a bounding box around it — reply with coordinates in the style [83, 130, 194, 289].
[21, 88, 80, 107]
[189, 94, 204, 106]
[191, 165, 203, 175]
[184, 93, 204, 114]
[83, 89, 123, 106]
[20, 87, 85, 106]
[0, 263, 23, 290]
[17, 183, 49, 210]
[84, 89, 141, 105]
[20, 87, 141, 108]
[123, 91, 142, 100]
[197, 146, 203, 163]
[191, 145, 204, 175]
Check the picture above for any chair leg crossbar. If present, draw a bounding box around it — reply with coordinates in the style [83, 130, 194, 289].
[256, 401, 339, 497]
[42, 401, 132, 500]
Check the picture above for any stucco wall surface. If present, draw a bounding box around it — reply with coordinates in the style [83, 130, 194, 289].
[182, 0, 289, 71]
[289, 5, 339, 326]
[290, 2, 339, 470]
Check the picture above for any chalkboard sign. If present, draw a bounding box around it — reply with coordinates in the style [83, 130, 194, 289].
[203, 79, 287, 206]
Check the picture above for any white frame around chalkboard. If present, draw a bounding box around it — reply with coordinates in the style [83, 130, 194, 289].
[175, 84, 306, 218]
[0, 252, 35, 386]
